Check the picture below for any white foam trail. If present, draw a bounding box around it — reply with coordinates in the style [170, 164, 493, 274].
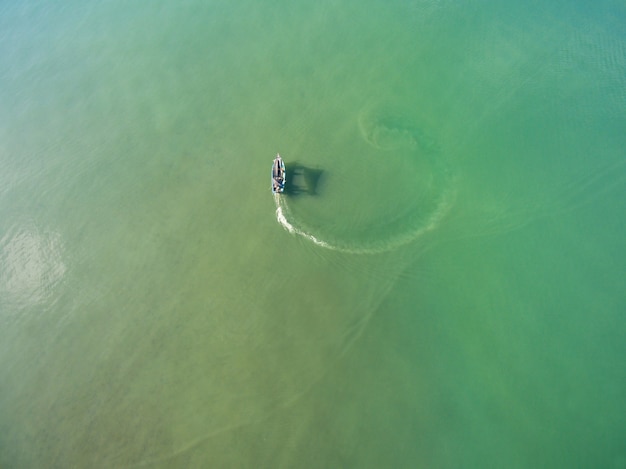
[275, 200, 333, 249]
[273, 192, 454, 255]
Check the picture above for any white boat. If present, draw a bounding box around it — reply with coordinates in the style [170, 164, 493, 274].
[271, 153, 286, 193]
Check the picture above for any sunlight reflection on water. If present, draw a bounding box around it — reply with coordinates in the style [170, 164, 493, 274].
[0, 222, 65, 313]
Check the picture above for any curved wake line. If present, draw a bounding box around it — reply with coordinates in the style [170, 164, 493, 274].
[271, 103, 457, 255]
[273, 190, 455, 255]
[275, 200, 333, 250]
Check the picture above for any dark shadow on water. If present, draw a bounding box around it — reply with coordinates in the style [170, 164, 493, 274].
[284, 162, 325, 196]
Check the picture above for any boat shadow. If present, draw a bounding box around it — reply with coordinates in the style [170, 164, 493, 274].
[284, 162, 325, 196]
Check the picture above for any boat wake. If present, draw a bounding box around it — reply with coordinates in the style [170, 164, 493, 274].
[274, 195, 334, 250]
[274, 185, 454, 255]
[272, 105, 456, 255]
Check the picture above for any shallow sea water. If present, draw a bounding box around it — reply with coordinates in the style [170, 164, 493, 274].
[1, 0, 625, 467]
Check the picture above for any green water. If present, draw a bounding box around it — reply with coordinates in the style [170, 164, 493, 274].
[1, 0, 625, 467]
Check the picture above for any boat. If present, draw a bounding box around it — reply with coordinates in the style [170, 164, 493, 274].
[271, 153, 286, 193]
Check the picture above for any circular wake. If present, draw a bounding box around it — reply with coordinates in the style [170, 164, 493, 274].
[273, 106, 455, 254]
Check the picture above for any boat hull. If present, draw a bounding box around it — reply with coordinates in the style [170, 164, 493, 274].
[271, 154, 286, 193]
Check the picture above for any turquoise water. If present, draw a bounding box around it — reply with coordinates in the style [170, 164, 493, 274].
[1, 0, 625, 467]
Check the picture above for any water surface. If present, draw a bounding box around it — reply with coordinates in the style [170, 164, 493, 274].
[1, 0, 625, 467]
